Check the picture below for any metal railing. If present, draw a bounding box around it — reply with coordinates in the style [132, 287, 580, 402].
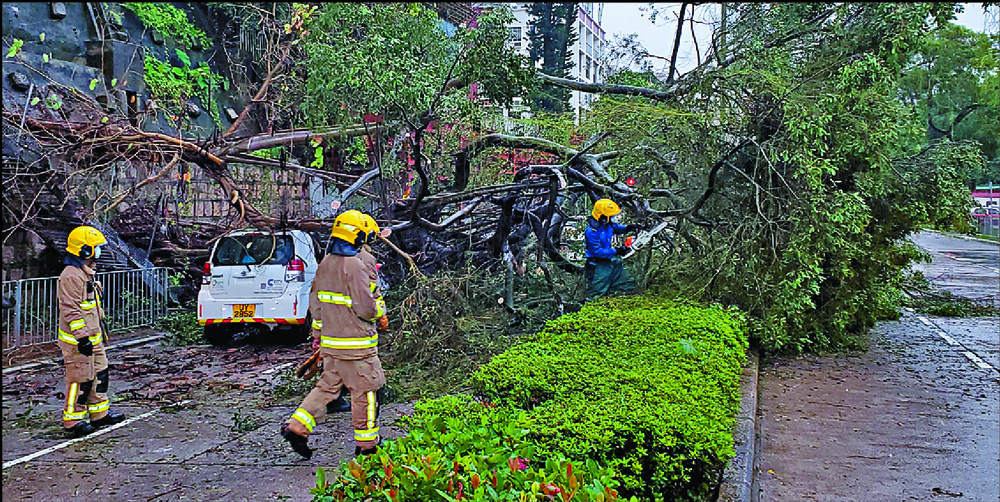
[2, 268, 169, 351]
[976, 216, 1000, 238]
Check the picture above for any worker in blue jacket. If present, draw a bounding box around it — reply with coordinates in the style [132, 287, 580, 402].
[584, 199, 641, 301]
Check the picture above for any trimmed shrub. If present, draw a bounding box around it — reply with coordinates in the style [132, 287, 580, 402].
[312, 296, 747, 502]
[468, 296, 748, 500]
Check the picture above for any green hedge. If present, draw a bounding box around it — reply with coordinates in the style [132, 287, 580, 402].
[312, 296, 747, 502]
[469, 296, 747, 500]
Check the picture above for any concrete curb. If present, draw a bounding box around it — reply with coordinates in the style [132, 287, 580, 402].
[717, 348, 759, 502]
[924, 228, 1000, 246]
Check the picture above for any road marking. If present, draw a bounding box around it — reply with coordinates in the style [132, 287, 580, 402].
[915, 314, 998, 372]
[2, 335, 163, 375]
[937, 332, 960, 346]
[261, 361, 296, 375]
[962, 351, 994, 370]
[2, 400, 194, 471]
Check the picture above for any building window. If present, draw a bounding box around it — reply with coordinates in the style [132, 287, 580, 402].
[585, 57, 591, 80]
[508, 26, 522, 43]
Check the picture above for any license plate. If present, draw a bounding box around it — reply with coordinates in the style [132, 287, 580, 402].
[232, 304, 255, 318]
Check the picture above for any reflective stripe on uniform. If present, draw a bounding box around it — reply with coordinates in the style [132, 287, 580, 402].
[317, 291, 352, 307]
[64, 383, 87, 421]
[80, 300, 97, 310]
[88, 399, 110, 414]
[320, 335, 378, 350]
[355, 391, 379, 441]
[69, 319, 86, 331]
[291, 408, 316, 433]
[311, 319, 323, 330]
[375, 297, 385, 319]
[369, 282, 377, 293]
[354, 427, 379, 441]
[58, 329, 101, 345]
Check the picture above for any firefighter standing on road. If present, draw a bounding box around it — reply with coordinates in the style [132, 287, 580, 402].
[58, 226, 127, 437]
[281, 210, 387, 458]
[324, 212, 389, 414]
[584, 199, 641, 301]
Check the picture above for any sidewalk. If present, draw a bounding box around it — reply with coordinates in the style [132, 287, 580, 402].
[753, 311, 999, 501]
[752, 231, 1000, 502]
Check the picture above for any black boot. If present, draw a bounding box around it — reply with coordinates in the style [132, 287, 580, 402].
[354, 438, 382, 456]
[326, 396, 351, 413]
[326, 386, 351, 413]
[91, 410, 127, 428]
[66, 421, 97, 437]
[280, 424, 313, 460]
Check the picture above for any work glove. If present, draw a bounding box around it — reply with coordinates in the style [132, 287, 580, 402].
[311, 336, 320, 351]
[77, 336, 94, 357]
[615, 246, 631, 256]
[376, 315, 389, 331]
[296, 350, 321, 380]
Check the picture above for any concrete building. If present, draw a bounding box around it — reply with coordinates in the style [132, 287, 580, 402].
[477, 3, 607, 124]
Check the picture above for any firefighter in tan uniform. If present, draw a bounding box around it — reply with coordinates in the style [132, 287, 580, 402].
[281, 210, 387, 458]
[58, 226, 127, 437]
[324, 212, 388, 414]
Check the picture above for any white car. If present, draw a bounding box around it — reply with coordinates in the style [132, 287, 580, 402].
[197, 229, 320, 345]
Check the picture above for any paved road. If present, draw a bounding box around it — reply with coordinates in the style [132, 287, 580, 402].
[754, 231, 1000, 502]
[2, 341, 414, 502]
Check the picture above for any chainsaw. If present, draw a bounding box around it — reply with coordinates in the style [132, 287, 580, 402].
[622, 220, 672, 259]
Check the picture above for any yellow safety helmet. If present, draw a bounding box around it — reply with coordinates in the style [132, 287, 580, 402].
[330, 209, 367, 246]
[361, 213, 380, 244]
[66, 225, 107, 259]
[592, 199, 621, 222]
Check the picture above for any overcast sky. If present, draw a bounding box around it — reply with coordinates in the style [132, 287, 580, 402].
[599, 3, 994, 74]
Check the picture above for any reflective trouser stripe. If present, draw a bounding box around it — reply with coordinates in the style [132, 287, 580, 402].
[320, 335, 378, 350]
[59, 329, 101, 345]
[88, 399, 110, 414]
[80, 301, 97, 310]
[312, 319, 322, 330]
[64, 383, 87, 421]
[354, 391, 379, 441]
[317, 291, 352, 307]
[291, 408, 315, 433]
[69, 319, 86, 331]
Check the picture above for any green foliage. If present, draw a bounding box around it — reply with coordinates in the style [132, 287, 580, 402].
[272, 367, 318, 402]
[230, 410, 262, 433]
[143, 52, 225, 126]
[526, 3, 579, 112]
[155, 309, 205, 346]
[6, 38, 24, 58]
[122, 3, 211, 49]
[314, 400, 631, 501]
[297, 3, 532, 128]
[583, 3, 981, 357]
[316, 295, 745, 502]
[898, 21, 999, 175]
[468, 296, 748, 500]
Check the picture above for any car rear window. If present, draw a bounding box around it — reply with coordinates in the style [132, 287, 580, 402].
[212, 234, 295, 266]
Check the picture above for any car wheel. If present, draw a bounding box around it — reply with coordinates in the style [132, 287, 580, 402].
[204, 324, 231, 346]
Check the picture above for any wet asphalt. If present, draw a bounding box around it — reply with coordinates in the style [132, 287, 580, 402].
[754, 231, 1000, 502]
[2, 341, 414, 502]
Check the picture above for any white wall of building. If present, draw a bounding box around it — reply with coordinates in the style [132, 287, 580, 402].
[487, 3, 606, 124]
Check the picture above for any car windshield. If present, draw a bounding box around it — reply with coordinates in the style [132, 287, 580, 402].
[212, 234, 294, 266]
